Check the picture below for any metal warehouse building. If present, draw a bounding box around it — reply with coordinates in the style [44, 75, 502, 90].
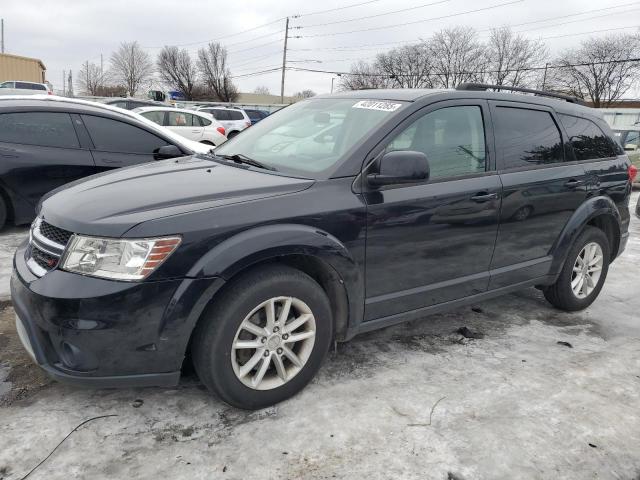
[0, 53, 46, 83]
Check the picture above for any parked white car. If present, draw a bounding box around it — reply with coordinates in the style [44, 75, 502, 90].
[0, 81, 51, 96]
[134, 106, 227, 146]
[196, 106, 251, 138]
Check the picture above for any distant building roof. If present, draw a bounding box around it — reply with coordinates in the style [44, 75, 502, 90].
[0, 52, 46, 72]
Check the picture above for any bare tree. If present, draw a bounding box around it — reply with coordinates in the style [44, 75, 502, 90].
[339, 61, 394, 91]
[109, 41, 154, 97]
[427, 27, 487, 88]
[197, 42, 239, 102]
[78, 61, 106, 96]
[376, 43, 434, 88]
[253, 85, 271, 95]
[157, 46, 198, 100]
[293, 89, 316, 99]
[485, 27, 548, 87]
[550, 33, 640, 107]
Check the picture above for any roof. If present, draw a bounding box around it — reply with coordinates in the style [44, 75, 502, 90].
[316, 88, 597, 115]
[0, 52, 46, 71]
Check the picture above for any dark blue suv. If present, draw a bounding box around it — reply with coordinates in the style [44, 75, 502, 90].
[12, 85, 633, 409]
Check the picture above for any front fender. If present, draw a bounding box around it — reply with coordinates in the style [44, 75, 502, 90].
[187, 223, 364, 334]
[549, 195, 621, 275]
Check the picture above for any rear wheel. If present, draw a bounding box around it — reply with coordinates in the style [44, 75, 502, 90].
[544, 226, 610, 311]
[192, 265, 332, 409]
[227, 131, 239, 139]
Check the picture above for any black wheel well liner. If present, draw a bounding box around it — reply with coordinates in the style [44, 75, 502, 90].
[586, 213, 620, 260]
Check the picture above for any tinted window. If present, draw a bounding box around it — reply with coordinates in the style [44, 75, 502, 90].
[167, 111, 198, 127]
[0, 82, 14, 88]
[495, 107, 563, 168]
[229, 110, 244, 120]
[559, 114, 616, 160]
[82, 115, 169, 154]
[208, 109, 230, 121]
[0, 112, 79, 148]
[108, 101, 128, 109]
[385, 106, 486, 179]
[140, 110, 165, 126]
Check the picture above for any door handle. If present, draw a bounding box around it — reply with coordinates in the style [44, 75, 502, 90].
[470, 192, 498, 202]
[564, 179, 583, 188]
[192, 130, 200, 133]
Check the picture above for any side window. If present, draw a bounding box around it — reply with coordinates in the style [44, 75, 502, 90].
[558, 114, 616, 160]
[140, 111, 165, 126]
[167, 111, 196, 126]
[81, 115, 169, 154]
[211, 110, 230, 121]
[0, 112, 80, 148]
[624, 131, 640, 149]
[385, 105, 487, 179]
[494, 107, 563, 168]
[229, 110, 244, 121]
[109, 101, 127, 109]
[0, 82, 14, 88]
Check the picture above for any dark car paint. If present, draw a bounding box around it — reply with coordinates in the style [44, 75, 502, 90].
[0, 99, 192, 226]
[12, 89, 632, 388]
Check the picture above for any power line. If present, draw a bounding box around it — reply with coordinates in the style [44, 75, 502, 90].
[295, 0, 385, 18]
[539, 25, 640, 40]
[513, 7, 640, 34]
[230, 67, 282, 79]
[298, 0, 451, 29]
[300, 0, 525, 38]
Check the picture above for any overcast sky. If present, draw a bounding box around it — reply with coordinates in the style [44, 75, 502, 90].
[2, 0, 639, 98]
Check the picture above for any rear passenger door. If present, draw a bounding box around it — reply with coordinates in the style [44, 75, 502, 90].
[165, 111, 204, 141]
[79, 114, 173, 169]
[0, 111, 96, 207]
[489, 102, 588, 288]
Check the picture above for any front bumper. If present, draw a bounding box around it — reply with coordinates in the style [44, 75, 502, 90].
[11, 241, 224, 388]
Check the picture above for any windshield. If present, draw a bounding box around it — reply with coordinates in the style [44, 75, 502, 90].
[214, 98, 407, 177]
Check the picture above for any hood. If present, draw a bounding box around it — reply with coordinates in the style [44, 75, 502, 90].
[40, 155, 313, 237]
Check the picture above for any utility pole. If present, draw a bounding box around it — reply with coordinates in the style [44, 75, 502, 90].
[1, 19, 5, 54]
[62, 70, 66, 96]
[100, 54, 103, 76]
[280, 17, 289, 104]
[542, 62, 549, 90]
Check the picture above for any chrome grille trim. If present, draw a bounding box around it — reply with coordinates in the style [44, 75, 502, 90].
[26, 217, 71, 277]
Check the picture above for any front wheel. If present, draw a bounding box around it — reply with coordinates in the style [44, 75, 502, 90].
[192, 265, 332, 409]
[544, 226, 610, 311]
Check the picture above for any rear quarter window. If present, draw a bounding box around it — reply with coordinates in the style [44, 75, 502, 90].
[229, 110, 244, 120]
[0, 112, 80, 148]
[558, 114, 616, 160]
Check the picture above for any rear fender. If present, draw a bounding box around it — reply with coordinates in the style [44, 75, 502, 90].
[549, 195, 621, 276]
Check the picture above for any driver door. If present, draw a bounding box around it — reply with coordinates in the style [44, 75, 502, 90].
[363, 100, 501, 321]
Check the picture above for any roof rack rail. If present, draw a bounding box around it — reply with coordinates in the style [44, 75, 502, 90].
[456, 83, 586, 105]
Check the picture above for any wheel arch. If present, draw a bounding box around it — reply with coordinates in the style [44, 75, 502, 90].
[550, 195, 622, 275]
[186, 224, 364, 342]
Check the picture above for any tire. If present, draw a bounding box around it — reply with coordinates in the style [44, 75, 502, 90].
[0, 196, 7, 231]
[227, 131, 239, 139]
[512, 205, 533, 221]
[192, 265, 333, 410]
[544, 226, 610, 311]
[200, 140, 214, 146]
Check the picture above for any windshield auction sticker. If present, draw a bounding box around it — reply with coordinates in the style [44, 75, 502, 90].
[352, 100, 402, 112]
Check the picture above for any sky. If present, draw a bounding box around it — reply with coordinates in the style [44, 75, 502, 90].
[1, 0, 639, 98]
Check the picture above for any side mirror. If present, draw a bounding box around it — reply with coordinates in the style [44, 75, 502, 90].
[367, 150, 430, 187]
[154, 144, 183, 160]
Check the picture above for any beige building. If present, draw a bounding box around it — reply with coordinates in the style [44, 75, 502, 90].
[0, 53, 46, 83]
[235, 92, 296, 105]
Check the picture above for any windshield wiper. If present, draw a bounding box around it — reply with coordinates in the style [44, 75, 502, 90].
[216, 153, 277, 171]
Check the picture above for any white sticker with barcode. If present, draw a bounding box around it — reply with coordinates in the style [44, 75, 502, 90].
[352, 100, 402, 112]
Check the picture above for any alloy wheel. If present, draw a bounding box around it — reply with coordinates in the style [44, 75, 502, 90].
[571, 242, 604, 299]
[231, 296, 316, 390]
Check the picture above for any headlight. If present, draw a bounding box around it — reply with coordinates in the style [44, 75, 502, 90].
[61, 235, 181, 281]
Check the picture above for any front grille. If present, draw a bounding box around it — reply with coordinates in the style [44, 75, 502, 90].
[39, 221, 73, 246]
[31, 245, 59, 271]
